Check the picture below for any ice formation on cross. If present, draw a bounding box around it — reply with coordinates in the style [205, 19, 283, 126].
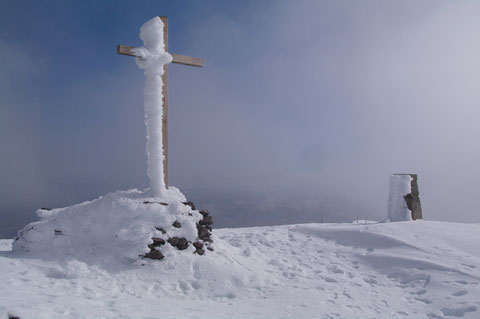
[131, 17, 173, 198]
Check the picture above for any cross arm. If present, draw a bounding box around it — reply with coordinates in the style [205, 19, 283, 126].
[117, 44, 204, 67]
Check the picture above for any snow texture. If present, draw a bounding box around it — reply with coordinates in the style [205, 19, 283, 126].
[2, 221, 480, 318]
[131, 17, 173, 197]
[12, 188, 202, 269]
[388, 174, 413, 221]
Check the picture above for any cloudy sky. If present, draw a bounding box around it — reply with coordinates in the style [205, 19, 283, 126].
[1, 0, 480, 238]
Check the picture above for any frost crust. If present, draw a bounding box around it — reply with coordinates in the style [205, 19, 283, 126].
[387, 175, 413, 221]
[132, 17, 173, 197]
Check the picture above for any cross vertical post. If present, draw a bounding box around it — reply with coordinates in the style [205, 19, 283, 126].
[117, 16, 204, 192]
[160, 16, 169, 188]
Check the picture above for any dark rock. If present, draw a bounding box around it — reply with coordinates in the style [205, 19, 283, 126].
[143, 201, 168, 206]
[9, 316, 20, 319]
[172, 220, 182, 228]
[54, 230, 63, 236]
[199, 210, 209, 217]
[193, 241, 205, 255]
[151, 237, 165, 246]
[193, 241, 204, 249]
[205, 216, 214, 225]
[197, 225, 210, 240]
[144, 249, 164, 260]
[177, 238, 189, 250]
[183, 201, 196, 210]
[199, 235, 211, 242]
[168, 237, 179, 246]
[168, 237, 189, 250]
[207, 246, 214, 252]
[155, 227, 166, 234]
[199, 215, 213, 226]
[40, 207, 52, 211]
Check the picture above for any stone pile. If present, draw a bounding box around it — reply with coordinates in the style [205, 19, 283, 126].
[144, 201, 214, 260]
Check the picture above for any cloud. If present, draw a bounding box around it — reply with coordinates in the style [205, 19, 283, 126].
[350, 1, 480, 221]
[2, 1, 480, 238]
[168, 1, 480, 224]
[0, 40, 50, 202]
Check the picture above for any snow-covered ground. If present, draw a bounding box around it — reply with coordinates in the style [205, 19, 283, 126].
[1, 221, 479, 319]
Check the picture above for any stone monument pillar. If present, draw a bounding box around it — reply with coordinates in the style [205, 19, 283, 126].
[400, 174, 423, 220]
[388, 174, 423, 221]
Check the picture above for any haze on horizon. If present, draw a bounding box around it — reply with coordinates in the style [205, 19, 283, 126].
[1, 0, 480, 238]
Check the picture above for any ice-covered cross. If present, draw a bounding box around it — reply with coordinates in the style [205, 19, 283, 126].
[117, 16, 204, 197]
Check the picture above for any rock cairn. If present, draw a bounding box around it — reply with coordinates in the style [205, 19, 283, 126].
[144, 201, 214, 260]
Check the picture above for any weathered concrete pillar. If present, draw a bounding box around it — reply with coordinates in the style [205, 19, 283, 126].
[401, 174, 422, 220]
[388, 174, 423, 221]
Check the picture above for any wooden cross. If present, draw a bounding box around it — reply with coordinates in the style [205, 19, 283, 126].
[117, 16, 204, 188]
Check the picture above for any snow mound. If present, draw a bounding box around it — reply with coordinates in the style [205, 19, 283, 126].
[12, 188, 209, 268]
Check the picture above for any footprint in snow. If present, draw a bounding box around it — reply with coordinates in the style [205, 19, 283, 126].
[214, 292, 236, 300]
[444, 280, 478, 287]
[322, 276, 338, 283]
[342, 292, 353, 300]
[241, 248, 251, 257]
[441, 305, 477, 317]
[461, 263, 476, 269]
[414, 297, 433, 304]
[327, 265, 344, 274]
[363, 276, 377, 285]
[451, 290, 468, 297]
[410, 288, 427, 295]
[346, 305, 361, 309]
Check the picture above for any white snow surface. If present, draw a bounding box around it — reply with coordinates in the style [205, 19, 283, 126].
[388, 174, 413, 221]
[131, 17, 172, 197]
[2, 220, 480, 318]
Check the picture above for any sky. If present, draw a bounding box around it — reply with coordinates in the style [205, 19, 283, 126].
[1, 0, 480, 238]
